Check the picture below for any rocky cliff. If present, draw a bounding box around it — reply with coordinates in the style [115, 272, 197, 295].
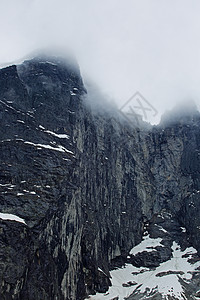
[0, 55, 200, 300]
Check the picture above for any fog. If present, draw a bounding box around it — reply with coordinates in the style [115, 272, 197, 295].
[1, 0, 200, 124]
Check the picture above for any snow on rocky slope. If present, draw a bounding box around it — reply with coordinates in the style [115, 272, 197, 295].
[87, 211, 200, 300]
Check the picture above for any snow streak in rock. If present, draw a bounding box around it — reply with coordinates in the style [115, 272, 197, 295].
[0, 213, 26, 225]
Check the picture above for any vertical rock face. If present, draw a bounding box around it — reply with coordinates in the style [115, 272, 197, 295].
[0, 55, 200, 300]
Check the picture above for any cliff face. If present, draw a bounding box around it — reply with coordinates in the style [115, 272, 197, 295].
[0, 56, 200, 300]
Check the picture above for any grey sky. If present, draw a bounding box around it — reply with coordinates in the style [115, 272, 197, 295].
[1, 0, 200, 123]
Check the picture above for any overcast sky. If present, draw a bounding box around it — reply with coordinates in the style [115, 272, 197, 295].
[1, 0, 200, 123]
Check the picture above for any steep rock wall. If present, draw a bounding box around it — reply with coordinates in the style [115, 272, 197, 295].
[0, 57, 199, 299]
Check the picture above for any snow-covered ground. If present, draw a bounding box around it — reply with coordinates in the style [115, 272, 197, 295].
[87, 235, 200, 300]
[130, 234, 163, 255]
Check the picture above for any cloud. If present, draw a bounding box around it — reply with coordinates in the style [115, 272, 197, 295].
[1, 0, 200, 123]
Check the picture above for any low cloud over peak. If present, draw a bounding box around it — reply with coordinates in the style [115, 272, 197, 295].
[1, 0, 200, 124]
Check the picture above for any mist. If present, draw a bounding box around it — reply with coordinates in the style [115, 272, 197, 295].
[1, 0, 200, 124]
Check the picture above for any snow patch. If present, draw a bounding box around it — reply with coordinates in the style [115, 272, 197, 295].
[17, 193, 24, 196]
[155, 224, 168, 233]
[87, 241, 200, 300]
[44, 130, 69, 139]
[24, 141, 74, 154]
[98, 268, 107, 277]
[181, 227, 186, 233]
[130, 234, 163, 255]
[43, 61, 57, 66]
[0, 183, 14, 187]
[0, 213, 26, 224]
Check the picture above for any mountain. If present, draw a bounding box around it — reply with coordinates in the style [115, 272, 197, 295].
[0, 55, 200, 300]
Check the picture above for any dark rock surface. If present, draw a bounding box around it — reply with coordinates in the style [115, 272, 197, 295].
[0, 55, 200, 299]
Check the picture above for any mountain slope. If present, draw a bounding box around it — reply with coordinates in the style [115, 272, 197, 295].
[0, 55, 200, 300]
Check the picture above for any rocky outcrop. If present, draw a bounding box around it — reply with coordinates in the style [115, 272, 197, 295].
[0, 55, 200, 299]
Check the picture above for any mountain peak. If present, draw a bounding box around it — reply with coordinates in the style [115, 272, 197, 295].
[160, 99, 199, 126]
